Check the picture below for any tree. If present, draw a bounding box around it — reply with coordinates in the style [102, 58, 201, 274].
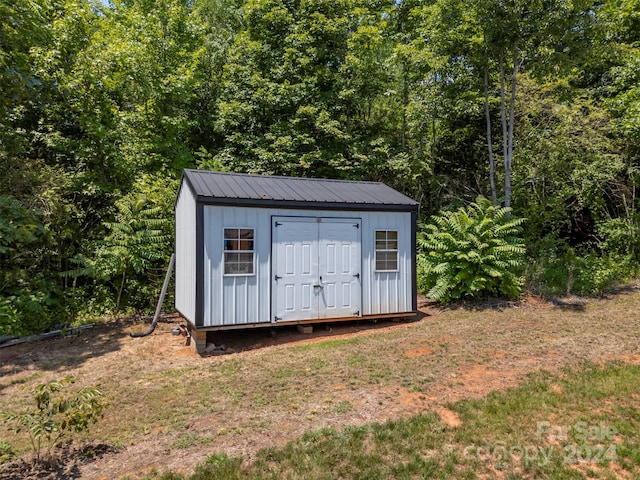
[92, 196, 170, 312]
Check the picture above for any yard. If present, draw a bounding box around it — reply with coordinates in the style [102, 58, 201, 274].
[1, 287, 640, 479]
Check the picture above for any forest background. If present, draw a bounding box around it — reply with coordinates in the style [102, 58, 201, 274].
[1, 0, 639, 335]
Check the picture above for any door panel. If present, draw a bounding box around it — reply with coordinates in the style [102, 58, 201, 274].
[318, 221, 361, 318]
[273, 218, 318, 322]
[273, 217, 361, 322]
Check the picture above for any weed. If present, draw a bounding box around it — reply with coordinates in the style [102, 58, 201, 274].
[333, 400, 353, 415]
[0, 377, 107, 466]
[0, 439, 14, 463]
[171, 432, 214, 450]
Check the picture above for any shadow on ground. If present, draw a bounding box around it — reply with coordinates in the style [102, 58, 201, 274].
[200, 312, 428, 355]
[0, 319, 135, 389]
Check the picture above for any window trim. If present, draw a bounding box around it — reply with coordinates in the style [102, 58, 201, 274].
[374, 229, 399, 272]
[223, 227, 255, 276]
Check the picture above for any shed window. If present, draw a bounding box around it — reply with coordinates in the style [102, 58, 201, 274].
[224, 228, 254, 275]
[375, 230, 398, 271]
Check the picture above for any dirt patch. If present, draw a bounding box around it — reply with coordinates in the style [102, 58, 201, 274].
[404, 346, 432, 357]
[434, 408, 462, 428]
[2, 288, 640, 478]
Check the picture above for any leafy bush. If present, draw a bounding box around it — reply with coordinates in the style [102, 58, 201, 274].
[526, 246, 638, 297]
[417, 197, 526, 302]
[0, 439, 15, 463]
[0, 196, 63, 336]
[1, 377, 107, 466]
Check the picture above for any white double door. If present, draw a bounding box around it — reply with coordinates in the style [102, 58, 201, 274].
[272, 217, 361, 322]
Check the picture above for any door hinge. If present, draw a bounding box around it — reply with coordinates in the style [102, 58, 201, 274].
[275, 222, 282, 227]
[353, 224, 359, 228]
[354, 310, 360, 316]
[274, 316, 282, 322]
[274, 275, 282, 281]
[353, 273, 360, 279]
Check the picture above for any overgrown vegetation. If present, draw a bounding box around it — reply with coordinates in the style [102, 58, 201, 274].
[1, 0, 640, 332]
[417, 197, 525, 302]
[151, 362, 640, 479]
[0, 377, 107, 466]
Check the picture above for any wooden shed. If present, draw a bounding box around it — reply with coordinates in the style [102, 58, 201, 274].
[174, 169, 418, 352]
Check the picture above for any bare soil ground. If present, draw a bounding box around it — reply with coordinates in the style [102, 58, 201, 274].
[2, 286, 640, 479]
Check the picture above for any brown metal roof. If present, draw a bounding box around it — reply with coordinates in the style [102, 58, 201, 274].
[182, 169, 418, 211]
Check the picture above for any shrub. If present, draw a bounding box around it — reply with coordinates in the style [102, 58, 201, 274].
[0, 377, 107, 466]
[0, 439, 14, 463]
[417, 197, 526, 302]
[526, 247, 638, 297]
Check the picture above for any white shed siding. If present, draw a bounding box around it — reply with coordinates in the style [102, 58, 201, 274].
[203, 206, 271, 326]
[174, 183, 197, 322]
[201, 205, 413, 327]
[361, 211, 413, 315]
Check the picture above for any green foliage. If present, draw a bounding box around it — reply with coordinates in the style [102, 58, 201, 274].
[91, 194, 171, 312]
[0, 196, 63, 336]
[1, 377, 107, 465]
[0, 196, 46, 254]
[418, 197, 526, 302]
[0, 439, 15, 463]
[526, 239, 640, 297]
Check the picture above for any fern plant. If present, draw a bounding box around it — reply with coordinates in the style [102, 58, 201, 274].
[418, 197, 526, 303]
[93, 197, 170, 312]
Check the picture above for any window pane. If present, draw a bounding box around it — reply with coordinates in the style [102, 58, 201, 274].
[239, 263, 254, 274]
[224, 252, 239, 264]
[224, 229, 239, 239]
[238, 253, 253, 263]
[240, 239, 254, 251]
[387, 231, 397, 241]
[387, 239, 398, 250]
[376, 231, 386, 241]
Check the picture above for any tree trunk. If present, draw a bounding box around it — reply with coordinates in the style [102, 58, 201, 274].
[483, 46, 497, 205]
[505, 45, 518, 209]
[116, 269, 126, 313]
[499, 49, 508, 206]
[402, 63, 408, 149]
[498, 46, 518, 209]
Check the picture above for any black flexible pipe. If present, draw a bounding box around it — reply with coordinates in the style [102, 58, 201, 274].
[131, 253, 175, 338]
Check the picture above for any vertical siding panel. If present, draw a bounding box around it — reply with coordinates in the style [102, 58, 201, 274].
[174, 184, 197, 323]
[361, 213, 372, 316]
[203, 206, 223, 327]
[258, 210, 271, 323]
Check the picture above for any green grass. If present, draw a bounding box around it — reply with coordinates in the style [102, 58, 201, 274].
[154, 362, 640, 479]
